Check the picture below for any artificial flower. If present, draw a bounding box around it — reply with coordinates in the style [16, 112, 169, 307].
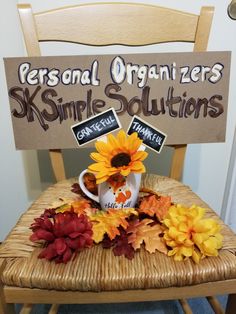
[30, 210, 93, 263]
[88, 130, 148, 184]
[163, 204, 223, 263]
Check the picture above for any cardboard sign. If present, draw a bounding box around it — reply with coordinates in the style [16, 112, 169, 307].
[4, 51, 231, 149]
[71, 108, 121, 146]
[127, 116, 166, 153]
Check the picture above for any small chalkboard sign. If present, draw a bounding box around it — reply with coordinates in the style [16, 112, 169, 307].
[127, 116, 167, 153]
[71, 108, 121, 146]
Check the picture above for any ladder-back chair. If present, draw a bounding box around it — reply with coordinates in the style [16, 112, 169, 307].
[1, 3, 236, 314]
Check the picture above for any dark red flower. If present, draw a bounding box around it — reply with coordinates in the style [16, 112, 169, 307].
[38, 243, 57, 261]
[30, 229, 55, 242]
[30, 209, 93, 263]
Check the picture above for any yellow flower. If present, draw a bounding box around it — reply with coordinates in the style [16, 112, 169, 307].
[88, 130, 148, 184]
[163, 204, 223, 263]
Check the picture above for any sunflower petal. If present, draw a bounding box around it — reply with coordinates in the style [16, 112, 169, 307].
[90, 152, 108, 162]
[96, 176, 110, 184]
[95, 141, 113, 156]
[88, 162, 106, 172]
[107, 133, 119, 149]
[117, 130, 126, 147]
[120, 168, 131, 176]
[130, 138, 142, 154]
[131, 151, 148, 162]
[130, 161, 146, 173]
[95, 170, 109, 179]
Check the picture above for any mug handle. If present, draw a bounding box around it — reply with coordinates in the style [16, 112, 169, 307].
[78, 169, 99, 203]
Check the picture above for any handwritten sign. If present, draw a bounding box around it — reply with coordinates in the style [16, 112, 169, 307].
[4, 52, 231, 149]
[71, 108, 121, 146]
[127, 116, 166, 153]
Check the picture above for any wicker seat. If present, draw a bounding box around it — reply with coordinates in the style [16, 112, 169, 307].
[1, 175, 236, 294]
[1, 3, 236, 314]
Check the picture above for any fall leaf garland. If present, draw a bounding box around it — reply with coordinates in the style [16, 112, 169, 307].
[29, 186, 223, 264]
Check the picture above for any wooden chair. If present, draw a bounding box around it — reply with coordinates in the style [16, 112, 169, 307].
[1, 3, 236, 314]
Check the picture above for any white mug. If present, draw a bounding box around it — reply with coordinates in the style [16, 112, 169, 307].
[78, 170, 141, 210]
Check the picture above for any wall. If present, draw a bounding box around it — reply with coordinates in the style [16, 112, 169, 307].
[222, 126, 236, 231]
[0, 0, 235, 240]
[0, 0, 31, 240]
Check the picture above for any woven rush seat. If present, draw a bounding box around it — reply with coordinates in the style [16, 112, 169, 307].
[1, 174, 236, 292]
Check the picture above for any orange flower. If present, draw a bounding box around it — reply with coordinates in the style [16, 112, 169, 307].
[88, 130, 148, 184]
[163, 204, 223, 263]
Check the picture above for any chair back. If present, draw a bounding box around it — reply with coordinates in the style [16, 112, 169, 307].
[18, 3, 214, 182]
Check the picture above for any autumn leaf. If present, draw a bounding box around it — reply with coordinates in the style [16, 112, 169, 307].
[90, 208, 137, 243]
[138, 194, 171, 221]
[54, 198, 97, 216]
[127, 219, 167, 254]
[112, 231, 135, 260]
[102, 230, 135, 260]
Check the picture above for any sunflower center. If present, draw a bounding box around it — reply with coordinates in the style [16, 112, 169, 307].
[111, 153, 131, 168]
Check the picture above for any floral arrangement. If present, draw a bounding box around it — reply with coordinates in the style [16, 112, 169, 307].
[88, 130, 147, 184]
[30, 130, 223, 264]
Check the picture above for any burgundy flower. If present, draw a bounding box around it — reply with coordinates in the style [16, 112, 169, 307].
[30, 209, 93, 263]
[30, 229, 55, 242]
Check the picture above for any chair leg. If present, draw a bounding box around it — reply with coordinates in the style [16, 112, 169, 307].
[178, 299, 193, 314]
[226, 294, 236, 314]
[0, 259, 15, 314]
[0, 282, 15, 313]
[206, 296, 224, 314]
[0, 301, 15, 314]
[49, 304, 60, 314]
[20, 303, 34, 314]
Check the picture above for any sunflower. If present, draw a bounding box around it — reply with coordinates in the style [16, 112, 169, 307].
[88, 130, 148, 184]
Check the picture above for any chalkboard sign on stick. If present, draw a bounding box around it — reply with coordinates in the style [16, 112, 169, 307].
[71, 108, 121, 146]
[127, 116, 167, 153]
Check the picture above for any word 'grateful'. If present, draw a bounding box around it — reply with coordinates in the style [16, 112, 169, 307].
[76, 116, 115, 140]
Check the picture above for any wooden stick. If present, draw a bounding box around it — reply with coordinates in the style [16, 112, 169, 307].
[49, 149, 66, 182]
[178, 299, 193, 314]
[19, 304, 34, 314]
[206, 296, 224, 314]
[49, 304, 60, 314]
[169, 145, 187, 181]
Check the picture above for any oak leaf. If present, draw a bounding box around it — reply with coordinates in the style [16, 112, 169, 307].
[127, 219, 167, 254]
[138, 195, 171, 221]
[90, 208, 137, 243]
